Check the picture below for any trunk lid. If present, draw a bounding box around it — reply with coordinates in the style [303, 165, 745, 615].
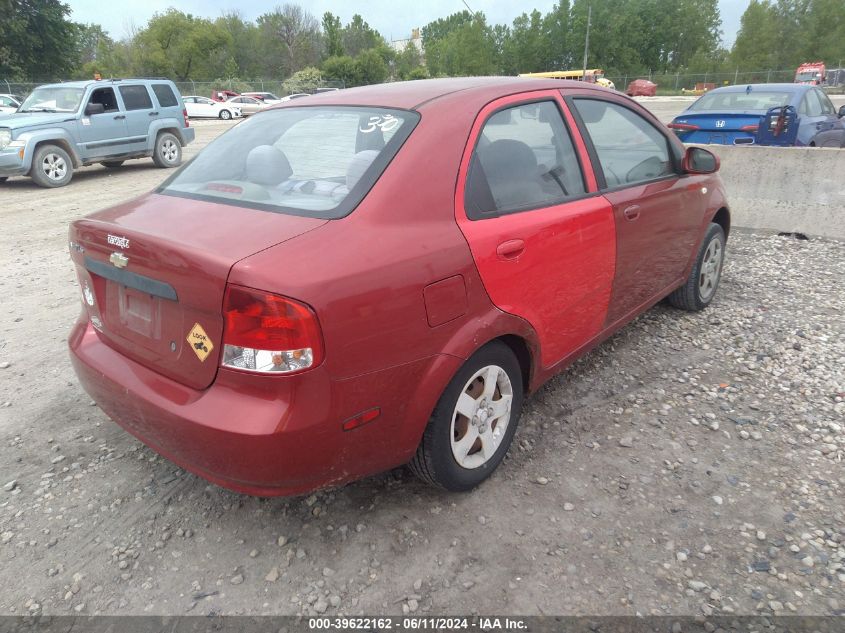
[672, 111, 765, 145]
[69, 193, 327, 390]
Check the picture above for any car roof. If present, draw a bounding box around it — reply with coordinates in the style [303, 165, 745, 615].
[33, 78, 176, 90]
[276, 77, 608, 111]
[703, 83, 806, 95]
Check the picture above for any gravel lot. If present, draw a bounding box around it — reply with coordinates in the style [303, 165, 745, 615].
[1, 115, 844, 618]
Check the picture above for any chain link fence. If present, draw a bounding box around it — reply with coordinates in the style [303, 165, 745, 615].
[1, 78, 345, 100]
[5, 69, 845, 100]
[607, 68, 845, 93]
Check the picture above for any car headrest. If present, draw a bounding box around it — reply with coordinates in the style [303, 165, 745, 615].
[346, 150, 380, 190]
[246, 145, 292, 186]
[480, 139, 537, 179]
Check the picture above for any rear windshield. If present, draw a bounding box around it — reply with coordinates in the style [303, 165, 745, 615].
[689, 91, 791, 112]
[159, 106, 418, 219]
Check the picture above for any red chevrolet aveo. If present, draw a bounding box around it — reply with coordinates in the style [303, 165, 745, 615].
[68, 78, 729, 496]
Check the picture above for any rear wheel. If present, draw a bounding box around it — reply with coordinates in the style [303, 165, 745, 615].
[30, 144, 73, 188]
[410, 341, 524, 491]
[101, 160, 124, 169]
[219, 109, 232, 120]
[152, 132, 181, 168]
[668, 222, 725, 311]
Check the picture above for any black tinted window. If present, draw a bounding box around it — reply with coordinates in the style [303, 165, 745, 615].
[465, 101, 586, 218]
[119, 85, 153, 111]
[88, 87, 118, 113]
[573, 99, 674, 187]
[151, 83, 178, 107]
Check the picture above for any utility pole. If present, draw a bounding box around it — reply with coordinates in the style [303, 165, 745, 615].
[582, 5, 591, 81]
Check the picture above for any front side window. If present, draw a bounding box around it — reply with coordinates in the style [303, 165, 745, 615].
[159, 106, 418, 219]
[815, 89, 835, 115]
[87, 87, 119, 113]
[465, 101, 586, 218]
[573, 99, 673, 188]
[119, 85, 153, 111]
[19, 87, 84, 113]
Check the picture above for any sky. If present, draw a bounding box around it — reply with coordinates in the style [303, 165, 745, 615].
[66, 0, 750, 47]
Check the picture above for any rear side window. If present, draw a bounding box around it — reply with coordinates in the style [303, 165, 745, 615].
[816, 90, 835, 115]
[119, 85, 153, 111]
[573, 99, 673, 188]
[151, 83, 178, 107]
[159, 107, 419, 219]
[465, 101, 586, 218]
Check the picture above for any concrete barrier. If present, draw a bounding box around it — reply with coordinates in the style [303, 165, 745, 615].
[704, 145, 845, 240]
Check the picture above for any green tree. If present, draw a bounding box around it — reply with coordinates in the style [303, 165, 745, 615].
[133, 9, 231, 80]
[730, 0, 779, 69]
[256, 4, 322, 77]
[342, 14, 382, 57]
[423, 12, 497, 76]
[322, 12, 344, 58]
[507, 10, 549, 73]
[396, 41, 422, 80]
[215, 12, 262, 78]
[0, 0, 79, 79]
[322, 55, 357, 86]
[354, 48, 388, 85]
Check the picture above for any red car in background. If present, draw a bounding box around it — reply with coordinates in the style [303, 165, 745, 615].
[626, 79, 657, 97]
[68, 78, 730, 496]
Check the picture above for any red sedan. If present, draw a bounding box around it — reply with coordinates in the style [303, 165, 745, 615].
[68, 78, 730, 496]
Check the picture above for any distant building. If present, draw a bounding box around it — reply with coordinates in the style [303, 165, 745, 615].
[390, 28, 424, 55]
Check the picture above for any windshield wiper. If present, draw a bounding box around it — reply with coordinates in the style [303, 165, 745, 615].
[21, 107, 57, 113]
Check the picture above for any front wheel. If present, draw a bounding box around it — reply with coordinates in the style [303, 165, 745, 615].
[410, 341, 524, 491]
[219, 109, 232, 120]
[30, 144, 73, 188]
[152, 133, 182, 168]
[668, 222, 726, 311]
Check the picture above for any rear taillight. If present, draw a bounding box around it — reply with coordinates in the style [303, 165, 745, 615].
[740, 124, 759, 132]
[221, 285, 323, 374]
[668, 122, 700, 131]
[183, 108, 190, 127]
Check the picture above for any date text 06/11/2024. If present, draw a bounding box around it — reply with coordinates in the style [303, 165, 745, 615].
[307, 617, 528, 630]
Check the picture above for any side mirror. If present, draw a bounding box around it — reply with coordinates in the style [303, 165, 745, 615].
[85, 102, 105, 116]
[683, 146, 719, 174]
[838, 105, 845, 119]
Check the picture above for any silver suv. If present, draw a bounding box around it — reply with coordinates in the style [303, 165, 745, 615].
[0, 78, 195, 188]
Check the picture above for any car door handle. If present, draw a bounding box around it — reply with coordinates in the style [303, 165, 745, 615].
[113, 115, 126, 120]
[623, 205, 641, 221]
[148, 111, 159, 116]
[496, 239, 525, 260]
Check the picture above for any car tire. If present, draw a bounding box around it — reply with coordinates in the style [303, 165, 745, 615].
[667, 222, 726, 311]
[152, 132, 182, 168]
[219, 109, 232, 120]
[30, 144, 73, 188]
[409, 341, 524, 491]
[101, 161, 125, 169]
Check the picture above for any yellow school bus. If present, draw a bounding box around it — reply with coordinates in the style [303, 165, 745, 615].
[519, 69, 616, 90]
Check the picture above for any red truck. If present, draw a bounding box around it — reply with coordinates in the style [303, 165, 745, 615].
[795, 62, 826, 85]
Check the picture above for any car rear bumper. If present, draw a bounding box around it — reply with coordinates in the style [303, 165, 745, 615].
[68, 316, 446, 496]
[179, 127, 195, 145]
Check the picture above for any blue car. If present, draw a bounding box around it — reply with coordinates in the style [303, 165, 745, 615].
[669, 83, 845, 147]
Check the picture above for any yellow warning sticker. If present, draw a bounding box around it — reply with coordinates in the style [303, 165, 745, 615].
[186, 322, 214, 362]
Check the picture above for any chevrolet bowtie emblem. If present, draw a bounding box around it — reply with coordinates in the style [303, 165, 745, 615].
[110, 252, 129, 268]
